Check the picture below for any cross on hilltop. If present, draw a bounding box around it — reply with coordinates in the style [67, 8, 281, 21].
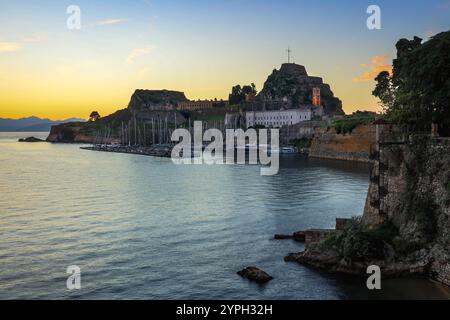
[286, 47, 292, 64]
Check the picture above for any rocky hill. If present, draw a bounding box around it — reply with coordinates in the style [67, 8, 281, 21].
[128, 89, 188, 111]
[47, 90, 189, 143]
[257, 63, 344, 115]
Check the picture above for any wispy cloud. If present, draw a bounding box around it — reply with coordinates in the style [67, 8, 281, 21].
[0, 34, 47, 54]
[127, 46, 152, 64]
[89, 18, 129, 27]
[0, 42, 20, 53]
[353, 55, 393, 82]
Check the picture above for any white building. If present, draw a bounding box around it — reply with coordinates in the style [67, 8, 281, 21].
[246, 107, 312, 128]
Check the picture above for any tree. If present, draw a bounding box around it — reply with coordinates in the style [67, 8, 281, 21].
[242, 83, 257, 96]
[89, 111, 101, 122]
[229, 83, 257, 105]
[373, 71, 394, 113]
[229, 85, 243, 105]
[373, 31, 450, 134]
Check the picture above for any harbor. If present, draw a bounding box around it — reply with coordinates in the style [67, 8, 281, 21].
[80, 143, 303, 159]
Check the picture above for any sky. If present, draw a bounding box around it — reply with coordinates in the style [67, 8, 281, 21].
[0, 0, 449, 120]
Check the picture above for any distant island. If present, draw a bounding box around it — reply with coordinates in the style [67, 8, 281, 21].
[0, 116, 84, 132]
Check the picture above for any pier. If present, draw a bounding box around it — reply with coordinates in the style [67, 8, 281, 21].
[80, 144, 174, 158]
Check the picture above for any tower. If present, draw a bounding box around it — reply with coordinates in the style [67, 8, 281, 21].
[312, 87, 321, 106]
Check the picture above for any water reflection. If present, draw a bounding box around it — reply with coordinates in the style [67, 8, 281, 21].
[0, 133, 448, 300]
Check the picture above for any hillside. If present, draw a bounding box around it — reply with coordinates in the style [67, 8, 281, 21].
[256, 63, 344, 114]
[0, 117, 84, 132]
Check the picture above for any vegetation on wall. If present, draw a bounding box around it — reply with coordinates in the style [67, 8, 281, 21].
[292, 137, 311, 150]
[322, 217, 398, 262]
[185, 105, 239, 122]
[332, 112, 375, 135]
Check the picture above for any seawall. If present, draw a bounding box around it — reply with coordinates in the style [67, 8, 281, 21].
[309, 125, 376, 163]
[287, 125, 450, 287]
[363, 128, 450, 285]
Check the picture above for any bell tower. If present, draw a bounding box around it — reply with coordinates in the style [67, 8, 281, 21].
[312, 87, 321, 107]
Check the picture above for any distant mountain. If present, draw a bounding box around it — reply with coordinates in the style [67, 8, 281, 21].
[0, 117, 85, 132]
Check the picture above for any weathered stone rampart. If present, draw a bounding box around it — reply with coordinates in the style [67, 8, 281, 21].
[309, 125, 376, 162]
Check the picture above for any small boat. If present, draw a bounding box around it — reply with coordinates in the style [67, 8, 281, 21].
[280, 146, 298, 154]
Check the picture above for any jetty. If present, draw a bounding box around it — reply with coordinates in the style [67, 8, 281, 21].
[80, 144, 174, 158]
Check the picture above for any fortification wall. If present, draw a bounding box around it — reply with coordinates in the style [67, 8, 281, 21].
[309, 125, 376, 162]
[362, 129, 450, 286]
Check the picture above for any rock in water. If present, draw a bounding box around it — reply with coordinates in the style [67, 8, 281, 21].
[274, 234, 293, 240]
[18, 137, 45, 143]
[237, 267, 273, 284]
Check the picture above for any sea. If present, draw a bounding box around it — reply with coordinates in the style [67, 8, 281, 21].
[0, 132, 449, 300]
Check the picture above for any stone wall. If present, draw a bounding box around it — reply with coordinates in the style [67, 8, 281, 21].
[279, 120, 325, 143]
[432, 261, 450, 286]
[362, 127, 450, 286]
[304, 229, 335, 250]
[309, 124, 376, 162]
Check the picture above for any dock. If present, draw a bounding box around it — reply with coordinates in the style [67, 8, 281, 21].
[80, 144, 174, 158]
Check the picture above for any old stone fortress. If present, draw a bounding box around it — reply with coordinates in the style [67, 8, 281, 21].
[175, 62, 335, 129]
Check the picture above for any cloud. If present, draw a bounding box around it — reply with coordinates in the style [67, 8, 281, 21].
[353, 55, 393, 82]
[89, 18, 129, 27]
[127, 46, 152, 64]
[0, 42, 20, 53]
[0, 34, 47, 53]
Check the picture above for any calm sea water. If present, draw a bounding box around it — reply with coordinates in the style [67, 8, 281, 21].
[0, 132, 449, 300]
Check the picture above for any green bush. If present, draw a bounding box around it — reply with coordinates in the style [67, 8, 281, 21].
[292, 138, 311, 149]
[333, 114, 375, 135]
[322, 218, 398, 262]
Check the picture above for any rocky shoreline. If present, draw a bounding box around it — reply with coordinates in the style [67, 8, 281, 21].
[280, 131, 450, 287]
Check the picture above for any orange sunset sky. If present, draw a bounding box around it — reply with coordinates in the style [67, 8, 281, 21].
[0, 0, 448, 120]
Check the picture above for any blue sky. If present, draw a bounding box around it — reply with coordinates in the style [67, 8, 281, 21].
[0, 0, 449, 119]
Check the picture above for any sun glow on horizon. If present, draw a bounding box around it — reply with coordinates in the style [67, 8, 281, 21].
[1, 0, 448, 120]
